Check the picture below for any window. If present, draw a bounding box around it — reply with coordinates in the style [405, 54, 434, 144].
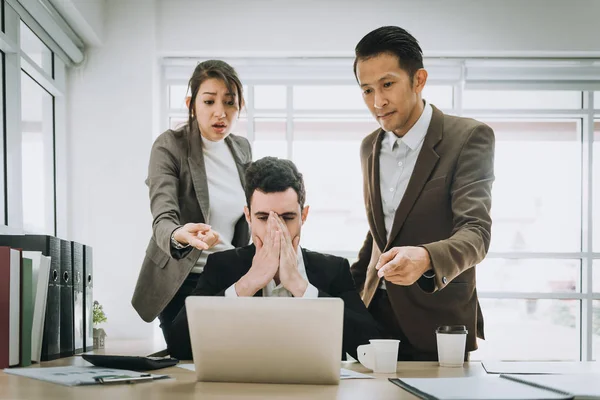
[475, 299, 580, 361]
[21, 72, 55, 235]
[253, 118, 286, 159]
[163, 59, 600, 360]
[0, 50, 5, 225]
[595, 261, 600, 293]
[463, 90, 582, 110]
[19, 21, 53, 76]
[169, 84, 187, 110]
[293, 119, 377, 252]
[594, 300, 600, 361]
[594, 120, 600, 250]
[255, 85, 286, 109]
[422, 85, 453, 109]
[294, 86, 364, 110]
[477, 259, 579, 293]
[481, 120, 582, 252]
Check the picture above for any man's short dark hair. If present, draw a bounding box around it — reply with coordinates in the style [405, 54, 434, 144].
[244, 157, 306, 210]
[353, 26, 424, 84]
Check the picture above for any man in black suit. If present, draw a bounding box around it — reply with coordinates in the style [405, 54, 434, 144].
[167, 156, 381, 360]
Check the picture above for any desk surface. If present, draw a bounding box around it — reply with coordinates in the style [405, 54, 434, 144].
[0, 340, 485, 400]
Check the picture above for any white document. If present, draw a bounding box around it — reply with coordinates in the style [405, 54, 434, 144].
[393, 376, 572, 400]
[483, 361, 600, 375]
[9, 249, 20, 367]
[177, 363, 195, 372]
[177, 364, 374, 380]
[502, 374, 600, 399]
[4, 366, 168, 386]
[24, 252, 50, 363]
[339, 368, 374, 380]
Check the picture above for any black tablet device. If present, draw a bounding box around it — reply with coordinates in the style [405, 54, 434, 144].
[81, 354, 179, 371]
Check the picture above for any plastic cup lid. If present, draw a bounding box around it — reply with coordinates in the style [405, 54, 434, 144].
[436, 325, 468, 334]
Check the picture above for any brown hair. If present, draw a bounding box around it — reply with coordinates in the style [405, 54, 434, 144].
[187, 60, 244, 131]
[244, 157, 306, 211]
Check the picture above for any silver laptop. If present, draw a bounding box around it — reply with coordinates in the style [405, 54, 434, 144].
[185, 296, 343, 385]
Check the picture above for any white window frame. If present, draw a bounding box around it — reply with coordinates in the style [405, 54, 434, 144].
[0, 0, 71, 237]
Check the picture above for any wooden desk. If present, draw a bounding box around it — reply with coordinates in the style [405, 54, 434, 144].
[0, 341, 486, 400]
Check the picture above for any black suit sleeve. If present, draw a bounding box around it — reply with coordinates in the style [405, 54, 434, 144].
[317, 258, 381, 360]
[192, 252, 243, 297]
[163, 253, 233, 359]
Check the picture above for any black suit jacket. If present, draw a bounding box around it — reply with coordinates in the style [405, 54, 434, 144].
[188, 245, 381, 360]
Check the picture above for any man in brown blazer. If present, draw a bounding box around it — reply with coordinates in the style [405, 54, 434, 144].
[351, 26, 495, 361]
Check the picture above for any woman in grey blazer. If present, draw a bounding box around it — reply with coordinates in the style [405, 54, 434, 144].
[132, 60, 252, 358]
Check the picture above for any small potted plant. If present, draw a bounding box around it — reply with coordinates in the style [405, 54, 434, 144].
[92, 300, 108, 349]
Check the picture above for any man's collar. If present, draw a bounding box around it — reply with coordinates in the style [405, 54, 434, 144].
[384, 100, 432, 151]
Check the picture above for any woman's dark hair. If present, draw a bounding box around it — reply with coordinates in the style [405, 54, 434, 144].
[244, 157, 306, 210]
[187, 60, 244, 131]
[353, 26, 424, 84]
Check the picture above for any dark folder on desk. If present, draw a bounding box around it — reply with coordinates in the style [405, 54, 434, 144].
[20, 256, 33, 367]
[389, 376, 574, 400]
[0, 235, 61, 361]
[59, 240, 74, 357]
[83, 245, 94, 352]
[72, 242, 84, 354]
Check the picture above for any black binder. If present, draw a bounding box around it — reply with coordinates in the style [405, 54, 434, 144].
[72, 242, 84, 354]
[59, 240, 74, 357]
[83, 245, 94, 352]
[0, 235, 61, 361]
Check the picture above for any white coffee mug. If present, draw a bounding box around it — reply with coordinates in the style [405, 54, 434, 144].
[356, 339, 399, 373]
[436, 325, 468, 367]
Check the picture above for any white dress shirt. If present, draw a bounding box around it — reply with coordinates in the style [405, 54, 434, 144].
[378, 100, 434, 288]
[379, 100, 433, 239]
[224, 246, 319, 298]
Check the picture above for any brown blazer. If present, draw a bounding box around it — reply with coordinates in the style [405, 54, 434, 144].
[351, 105, 495, 354]
[131, 122, 252, 323]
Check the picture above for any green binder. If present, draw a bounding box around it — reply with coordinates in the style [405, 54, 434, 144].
[20, 257, 33, 367]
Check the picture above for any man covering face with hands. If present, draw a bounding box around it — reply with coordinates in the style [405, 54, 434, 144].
[232, 210, 312, 298]
[165, 157, 380, 360]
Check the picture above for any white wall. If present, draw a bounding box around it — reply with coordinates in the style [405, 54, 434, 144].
[157, 0, 600, 57]
[66, 0, 600, 341]
[67, 0, 158, 340]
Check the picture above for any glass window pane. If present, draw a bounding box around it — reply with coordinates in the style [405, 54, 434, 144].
[594, 121, 600, 250]
[480, 120, 581, 252]
[477, 259, 580, 293]
[0, 51, 4, 224]
[169, 85, 188, 109]
[594, 261, 600, 293]
[19, 21, 53, 76]
[472, 299, 580, 361]
[422, 86, 453, 109]
[594, 92, 600, 109]
[294, 86, 364, 110]
[253, 118, 286, 160]
[463, 90, 582, 110]
[21, 72, 55, 235]
[232, 118, 247, 138]
[254, 85, 286, 109]
[169, 116, 187, 130]
[293, 118, 379, 252]
[594, 300, 600, 361]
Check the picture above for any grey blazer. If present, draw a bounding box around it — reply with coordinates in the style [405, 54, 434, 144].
[132, 122, 252, 322]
